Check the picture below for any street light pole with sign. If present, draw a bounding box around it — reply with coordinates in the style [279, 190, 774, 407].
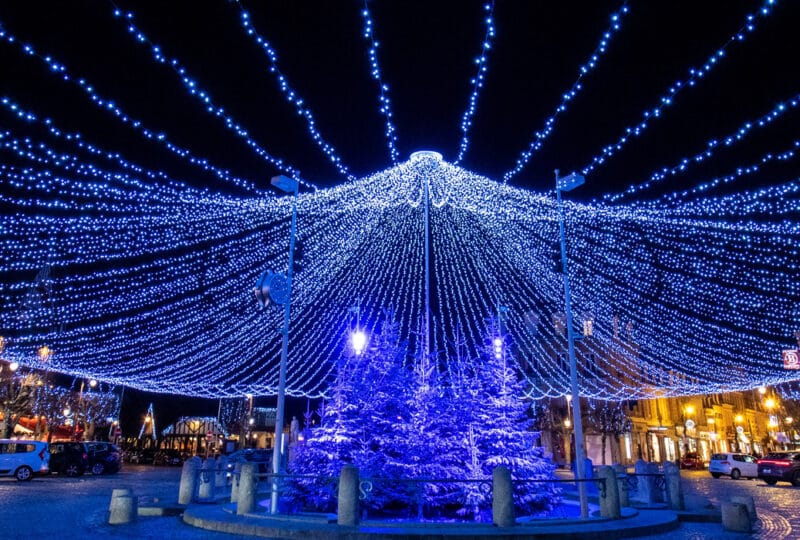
[555, 169, 589, 519]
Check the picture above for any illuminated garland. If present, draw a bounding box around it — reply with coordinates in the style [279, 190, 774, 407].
[502, 0, 630, 182]
[232, 1, 352, 181]
[454, 1, 496, 165]
[2, 152, 798, 399]
[0, 24, 265, 194]
[361, 0, 400, 164]
[578, 0, 779, 178]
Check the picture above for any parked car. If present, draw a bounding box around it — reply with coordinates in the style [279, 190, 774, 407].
[85, 442, 122, 474]
[48, 441, 89, 477]
[126, 448, 156, 465]
[153, 449, 185, 466]
[708, 452, 758, 480]
[757, 451, 800, 486]
[0, 439, 49, 481]
[680, 452, 705, 470]
[225, 448, 272, 475]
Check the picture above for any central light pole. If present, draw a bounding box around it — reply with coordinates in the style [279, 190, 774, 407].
[555, 169, 589, 519]
[270, 174, 299, 514]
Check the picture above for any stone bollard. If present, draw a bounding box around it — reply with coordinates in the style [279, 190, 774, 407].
[721, 501, 751, 533]
[613, 464, 629, 507]
[730, 495, 757, 523]
[230, 462, 242, 503]
[198, 457, 216, 500]
[178, 456, 202, 505]
[236, 462, 257, 516]
[109, 494, 137, 525]
[109, 488, 133, 511]
[215, 455, 229, 490]
[337, 465, 360, 526]
[646, 462, 663, 503]
[492, 466, 515, 527]
[596, 466, 621, 518]
[663, 462, 684, 510]
[633, 459, 651, 503]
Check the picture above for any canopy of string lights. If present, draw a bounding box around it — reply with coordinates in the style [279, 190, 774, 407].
[0, 1, 798, 399]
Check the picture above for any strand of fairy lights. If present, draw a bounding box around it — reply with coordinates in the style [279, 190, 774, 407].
[502, 0, 630, 182]
[361, 0, 399, 164]
[603, 91, 800, 202]
[231, 1, 352, 180]
[107, 4, 315, 188]
[578, 0, 779, 178]
[0, 23, 266, 194]
[3, 154, 798, 398]
[453, 1, 496, 165]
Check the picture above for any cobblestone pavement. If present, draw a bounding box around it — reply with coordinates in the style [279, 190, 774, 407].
[638, 470, 797, 540]
[0, 466, 795, 539]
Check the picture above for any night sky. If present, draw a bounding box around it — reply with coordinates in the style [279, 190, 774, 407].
[2, 1, 799, 430]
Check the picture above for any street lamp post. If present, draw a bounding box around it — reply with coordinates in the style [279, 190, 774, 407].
[555, 169, 589, 519]
[269, 175, 299, 514]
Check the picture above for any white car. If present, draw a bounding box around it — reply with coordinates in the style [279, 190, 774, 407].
[0, 439, 50, 481]
[708, 452, 758, 480]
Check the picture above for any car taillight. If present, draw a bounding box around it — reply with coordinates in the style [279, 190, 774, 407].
[760, 459, 791, 466]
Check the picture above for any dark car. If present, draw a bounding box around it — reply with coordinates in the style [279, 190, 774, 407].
[126, 448, 156, 465]
[757, 451, 800, 486]
[225, 448, 272, 475]
[153, 449, 184, 466]
[86, 442, 122, 474]
[680, 452, 705, 470]
[48, 442, 89, 477]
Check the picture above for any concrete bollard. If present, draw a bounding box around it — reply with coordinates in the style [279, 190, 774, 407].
[633, 459, 650, 502]
[492, 466, 515, 527]
[597, 466, 621, 518]
[613, 464, 629, 507]
[337, 465, 360, 526]
[109, 488, 133, 511]
[215, 455, 229, 490]
[230, 462, 242, 503]
[198, 457, 216, 500]
[663, 462, 684, 510]
[730, 495, 757, 522]
[236, 462, 257, 515]
[646, 462, 663, 503]
[108, 494, 137, 525]
[721, 501, 751, 532]
[178, 456, 201, 505]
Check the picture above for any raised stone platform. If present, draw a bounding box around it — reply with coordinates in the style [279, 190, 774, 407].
[183, 504, 680, 540]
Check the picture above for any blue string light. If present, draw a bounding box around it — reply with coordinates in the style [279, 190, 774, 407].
[0, 23, 269, 194]
[231, 1, 353, 181]
[602, 92, 800, 202]
[578, 0, 779, 178]
[454, 1, 496, 166]
[107, 4, 314, 188]
[3, 152, 798, 398]
[361, 0, 400, 164]
[502, 1, 630, 182]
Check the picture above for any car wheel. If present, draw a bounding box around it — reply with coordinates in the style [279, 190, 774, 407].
[730, 469, 741, 480]
[15, 466, 33, 481]
[711, 473, 721, 479]
[91, 462, 105, 475]
[65, 463, 83, 477]
[792, 472, 800, 488]
[764, 478, 778, 485]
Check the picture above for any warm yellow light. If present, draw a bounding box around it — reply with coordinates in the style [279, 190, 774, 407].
[707, 418, 715, 425]
[8, 361, 19, 372]
[685, 405, 695, 415]
[758, 386, 767, 395]
[88, 379, 97, 388]
[734, 414, 744, 424]
[564, 419, 572, 428]
[764, 398, 776, 410]
[144, 416, 151, 423]
[37, 346, 51, 359]
[768, 419, 779, 428]
[786, 417, 794, 425]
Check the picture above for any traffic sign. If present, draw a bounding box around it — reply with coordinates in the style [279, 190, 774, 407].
[783, 349, 799, 370]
